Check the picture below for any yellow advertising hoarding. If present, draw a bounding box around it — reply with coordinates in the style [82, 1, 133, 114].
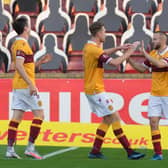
[1, 120, 168, 149]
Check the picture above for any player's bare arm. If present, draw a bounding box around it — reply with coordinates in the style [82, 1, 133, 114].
[140, 41, 168, 68]
[128, 58, 147, 73]
[15, 58, 37, 95]
[108, 41, 140, 66]
[104, 44, 132, 55]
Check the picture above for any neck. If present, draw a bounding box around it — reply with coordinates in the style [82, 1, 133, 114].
[158, 44, 167, 53]
[90, 37, 101, 46]
[19, 32, 29, 40]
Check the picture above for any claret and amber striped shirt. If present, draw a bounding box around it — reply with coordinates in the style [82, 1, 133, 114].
[143, 47, 168, 96]
[12, 37, 35, 89]
[83, 41, 112, 95]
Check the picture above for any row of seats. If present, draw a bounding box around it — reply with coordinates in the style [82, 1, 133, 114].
[0, 0, 167, 73]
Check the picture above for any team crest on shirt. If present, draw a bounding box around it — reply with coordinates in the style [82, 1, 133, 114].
[108, 105, 113, 111]
[38, 101, 42, 107]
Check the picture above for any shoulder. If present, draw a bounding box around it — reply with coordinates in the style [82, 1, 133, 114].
[149, 50, 157, 56]
[12, 39, 27, 50]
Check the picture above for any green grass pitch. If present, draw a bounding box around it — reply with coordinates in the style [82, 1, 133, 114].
[0, 145, 168, 168]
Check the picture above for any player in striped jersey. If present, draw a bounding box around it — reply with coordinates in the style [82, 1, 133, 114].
[128, 32, 168, 160]
[6, 16, 44, 159]
[83, 21, 145, 160]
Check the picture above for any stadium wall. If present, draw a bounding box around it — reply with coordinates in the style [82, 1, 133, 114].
[1, 79, 168, 149]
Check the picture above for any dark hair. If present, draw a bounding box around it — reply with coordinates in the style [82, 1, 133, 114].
[12, 16, 28, 35]
[89, 22, 104, 36]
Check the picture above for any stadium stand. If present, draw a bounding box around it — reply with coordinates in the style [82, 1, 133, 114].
[5, 14, 41, 53]
[123, 0, 158, 28]
[93, 0, 128, 44]
[67, 0, 100, 18]
[34, 33, 68, 72]
[103, 33, 124, 72]
[63, 13, 90, 71]
[0, 0, 12, 42]
[123, 0, 158, 17]
[151, 0, 168, 32]
[36, 0, 71, 36]
[10, 0, 44, 16]
[0, 31, 11, 72]
[121, 13, 153, 51]
[2, 0, 167, 75]
[121, 13, 153, 72]
[36, 0, 71, 49]
[10, 0, 45, 30]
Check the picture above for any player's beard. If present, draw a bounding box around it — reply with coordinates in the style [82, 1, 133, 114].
[153, 43, 161, 50]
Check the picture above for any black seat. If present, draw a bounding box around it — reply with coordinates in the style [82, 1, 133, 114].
[151, 0, 168, 32]
[6, 15, 40, 53]
[0, 32, 11, 72]
[94, 0, 128, 35]
[36, 0, 71, 37]
[0, 0, 12, 40]
[121, 13, 153, 72]
[34, 33, 68, 72]
[63, 14, 91, 71]
[68, 0, 99, 17]
[121, 13, 153, 52]
[11, 0, 43, 16]
[124, 0, 157, 16]
[63, 14, 91, 55]
[103, 33, 124, 72]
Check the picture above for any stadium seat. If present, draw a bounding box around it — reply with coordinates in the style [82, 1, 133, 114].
[63, 13, 91, 71]
[93, 0, 128, 43]
[103, 33, 124, 72]
[36, 0, 71, 38]
[121, 13, 153, 72]
[123, 0, 158, 28]
[10, 0, 45, 30]
[67, 0, 100, 18]
[10, 0, 45, 16]
[151, 0, 168, 32]
[123, 0, 158, 16]
[0, 32, 11, 73]
[5, 14, 41, 53]
[0, 0, 13, 41]
[121, 13, 153, 51]
[34, 33, 68, 73]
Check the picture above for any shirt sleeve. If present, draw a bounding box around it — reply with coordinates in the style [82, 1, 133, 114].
[16, 50, 26, 60]
[98, 53, 112, 64]
[162, 57, 168, 65]
[142, 59, 151, 69]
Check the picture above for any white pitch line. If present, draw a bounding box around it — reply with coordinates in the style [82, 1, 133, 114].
[42, 147, 79, 159]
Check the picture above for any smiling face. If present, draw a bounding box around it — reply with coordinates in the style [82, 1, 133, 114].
[152, 33, 161, 50]
[152, 32, 168, 50]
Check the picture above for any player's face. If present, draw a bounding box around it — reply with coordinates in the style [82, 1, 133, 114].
[97, 26, 106, 43]
[152, 33, 161, 50]
[25, 22, 31, 35]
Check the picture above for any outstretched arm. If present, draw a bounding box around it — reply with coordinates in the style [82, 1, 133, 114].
[104, 44, 131, 55]
[108, 42, 139, 66]
[127, 58, 148, 73]
[140, 41, 168, 68]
